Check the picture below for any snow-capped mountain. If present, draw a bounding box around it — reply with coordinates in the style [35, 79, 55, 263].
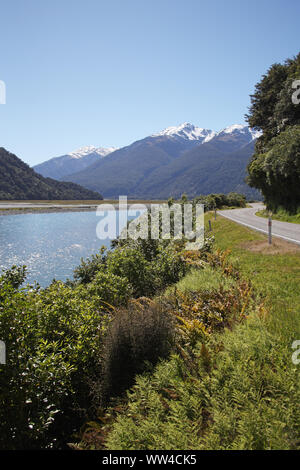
[216, 124, 261, 140]
[33, 146, 117, 180]
[34, 122, 261, 188]
[205, 124, 261, 153]
[152, 122, 260, 149]
[68, 146, 117, 159]
[62, 122, 260, 199]
[153, 122, 216, 143]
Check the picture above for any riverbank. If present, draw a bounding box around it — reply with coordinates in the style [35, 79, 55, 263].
[0, 206, 98, 216]
[0, 200, 163, 216]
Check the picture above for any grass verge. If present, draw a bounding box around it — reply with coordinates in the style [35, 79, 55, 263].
[256, 208, 300, 224]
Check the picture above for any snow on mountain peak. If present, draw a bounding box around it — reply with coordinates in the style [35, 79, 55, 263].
[68, 146, 117, 159]
[221, 124, 248, 134]
[153, 123, 215, 142]
[217, 124, 262, 140]
[69, 146, 97, 159]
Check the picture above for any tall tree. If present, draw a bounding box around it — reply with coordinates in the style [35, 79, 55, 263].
[246, 53, 300, 212]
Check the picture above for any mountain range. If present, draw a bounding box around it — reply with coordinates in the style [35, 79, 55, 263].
[33, 145, 117, 180]
[0, 148, 103, 200]
[33, 123, 262, 200]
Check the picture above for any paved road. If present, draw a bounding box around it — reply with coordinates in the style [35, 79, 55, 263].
[218, 203, 300, 246]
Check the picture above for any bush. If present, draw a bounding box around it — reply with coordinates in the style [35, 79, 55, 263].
[153, 243, 187, 288]
[73, 247, 107, 284]
[99, 299, 175, 402]
[194, 193, 246, 210]
[0, 265, 27, 289]
[106, 246, 157, 298]
[106, 242, 188, 299]
[76, 271, 133, 307]
[0, 276, 107, 449]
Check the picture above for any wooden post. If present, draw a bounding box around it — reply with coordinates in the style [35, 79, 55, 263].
[214, 208, 217, 220]
[208, 220, 212, 232]
[268, 215, 272, 245]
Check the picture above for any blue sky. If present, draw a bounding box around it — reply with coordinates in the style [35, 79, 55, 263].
[0, 0, 299, 166]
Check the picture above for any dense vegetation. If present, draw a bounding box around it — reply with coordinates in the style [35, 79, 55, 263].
[0, 192, 299, 450]
[78, 215, 300, 450]
[0, 147, 103, 200]
[0, 194, 243, 449]
[192, 192, 247, 210]
[0, 203, 205, 449]
[246, 53, 300, 213]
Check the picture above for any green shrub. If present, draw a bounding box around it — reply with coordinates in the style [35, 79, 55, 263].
[73, 247, 107, 284]
[104, 242, 188, 298]
[112, 236, 161, 262]
[166, 266, 235, 294]
[76, 271, 133, 307]
[106, 246, 156, 298]
[153, 243, 187, 288]
[0, 265, 27, 289]
[0, 276, 107, 449]
[194, 193, 246, 210]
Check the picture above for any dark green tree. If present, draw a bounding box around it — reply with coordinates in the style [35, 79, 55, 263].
[246, 53, 300, 212]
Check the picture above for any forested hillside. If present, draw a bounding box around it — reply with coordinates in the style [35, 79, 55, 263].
[0, 148, 103, 200]
[133, 140, 260, 199]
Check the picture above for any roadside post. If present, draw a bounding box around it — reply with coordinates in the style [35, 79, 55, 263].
[208, 220, 212, 231]
[268, 214, 272, 245]
[214, 208, 217, 220]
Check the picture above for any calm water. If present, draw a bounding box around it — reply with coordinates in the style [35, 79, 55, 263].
[0, 210, 141, 287]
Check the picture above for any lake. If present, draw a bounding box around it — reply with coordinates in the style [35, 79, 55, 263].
[0, 210, 142, 287]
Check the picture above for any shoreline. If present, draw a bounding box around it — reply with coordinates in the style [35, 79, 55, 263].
[0, 206, 98, 216]
[0, 203, 156, 216]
